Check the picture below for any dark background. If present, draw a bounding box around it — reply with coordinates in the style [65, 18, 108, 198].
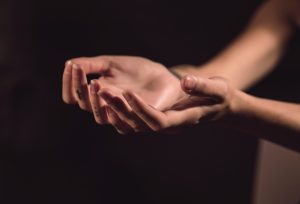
[1, 0, 300, 203]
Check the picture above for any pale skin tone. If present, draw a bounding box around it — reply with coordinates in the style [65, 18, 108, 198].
[62, 56, 185, 131]
[62, 0, 300, 151]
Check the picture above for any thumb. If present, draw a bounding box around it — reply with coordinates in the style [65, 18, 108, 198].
[181, 75, 228, 101]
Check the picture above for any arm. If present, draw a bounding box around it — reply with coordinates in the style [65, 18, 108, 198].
[122, 75, 300, 152]
[172, 0, 297, 90]
[228, 90, 300, 151]
[100, 0, 298, 134]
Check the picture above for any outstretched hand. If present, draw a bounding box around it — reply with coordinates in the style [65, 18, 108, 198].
[116, 75, 236, 133]
[62, 55, 186, 132]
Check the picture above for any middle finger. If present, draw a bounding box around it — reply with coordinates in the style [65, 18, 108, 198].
[99, 90, 150, 132]
[72, 64, 92, 112]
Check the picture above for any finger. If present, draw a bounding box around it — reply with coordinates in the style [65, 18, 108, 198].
[123, 91, 167, 131]
[90, 80, 109, 124]
[123, 91, 203, 131]
[164, 107, 203, 126]
[181, 75, 227, 101]
[72, 64, 92, 111]
[99, 91, 150, 132]
[70, 56, 110, 75]
[62, 60, 77, 104]
[171, 95, 218, 110]
[172, 75, 228, 110]
[106, 106, 134, 135]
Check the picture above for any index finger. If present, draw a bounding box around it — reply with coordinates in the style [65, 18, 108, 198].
[123, 91, 203, 131]
[123, 91, 167, 131]
[70, 56, 110, 74]
[62, 60, 77, 104]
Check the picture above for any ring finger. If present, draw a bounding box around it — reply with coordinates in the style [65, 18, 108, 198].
[90, 80, 109, 124]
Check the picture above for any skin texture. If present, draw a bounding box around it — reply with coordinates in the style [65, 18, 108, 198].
[121, 76, 234, 131]
[172, 0, 295, 89]
[62, 55, 186, 133]
[63, 0, 300, 151]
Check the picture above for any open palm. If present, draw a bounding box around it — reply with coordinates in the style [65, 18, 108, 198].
[62, 55, 185, 129]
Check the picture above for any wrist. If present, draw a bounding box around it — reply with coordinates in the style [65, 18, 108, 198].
[169, 64, 199, 78]
[224, 88, 257, 130]
[168, 68, 182, 79]
[228, 88, 247, 116]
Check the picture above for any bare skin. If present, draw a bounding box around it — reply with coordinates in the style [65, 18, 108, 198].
[62, 0, 300, 150]
[62, 56, 185, 133]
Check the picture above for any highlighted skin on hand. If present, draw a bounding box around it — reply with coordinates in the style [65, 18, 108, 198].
[120, 75, 235, 133]
[62, 55, 185, 130]
[173, 75, 232, 121]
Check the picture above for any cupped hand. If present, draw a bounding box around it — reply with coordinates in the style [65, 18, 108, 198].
[62, 55, 186, 131]
[108, 75, 237, 133]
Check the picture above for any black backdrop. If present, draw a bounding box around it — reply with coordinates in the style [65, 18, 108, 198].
[1, 0, 300, 203]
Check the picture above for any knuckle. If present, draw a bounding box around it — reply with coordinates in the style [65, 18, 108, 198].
[196, 79, 206, 90]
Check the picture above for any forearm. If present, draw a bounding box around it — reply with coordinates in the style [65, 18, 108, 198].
[227, 91, 300, 151]
[171, 0, 296, 90]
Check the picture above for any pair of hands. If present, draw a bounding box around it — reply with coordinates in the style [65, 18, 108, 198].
[62, 55, 234, 134]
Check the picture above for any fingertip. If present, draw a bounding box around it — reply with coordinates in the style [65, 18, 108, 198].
[66, 60, 72, 66]
[181, 75, 197, 92]
[116, 128, 128, 135]
[62, 97, 72, 104]
[64, 60, 73, 74]
[90, 80, 100, 94]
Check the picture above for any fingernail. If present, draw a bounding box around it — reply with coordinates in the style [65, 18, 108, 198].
[90, 80, 99, 94]
[64, 61, 73, 74]
[66, 60, 72, 66]
[72, 63, 80, 71]
[184, 75, 197, 90]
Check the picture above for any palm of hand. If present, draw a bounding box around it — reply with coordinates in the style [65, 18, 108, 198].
[63, 55, 187, 132]
[94, 56, 183, 111]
